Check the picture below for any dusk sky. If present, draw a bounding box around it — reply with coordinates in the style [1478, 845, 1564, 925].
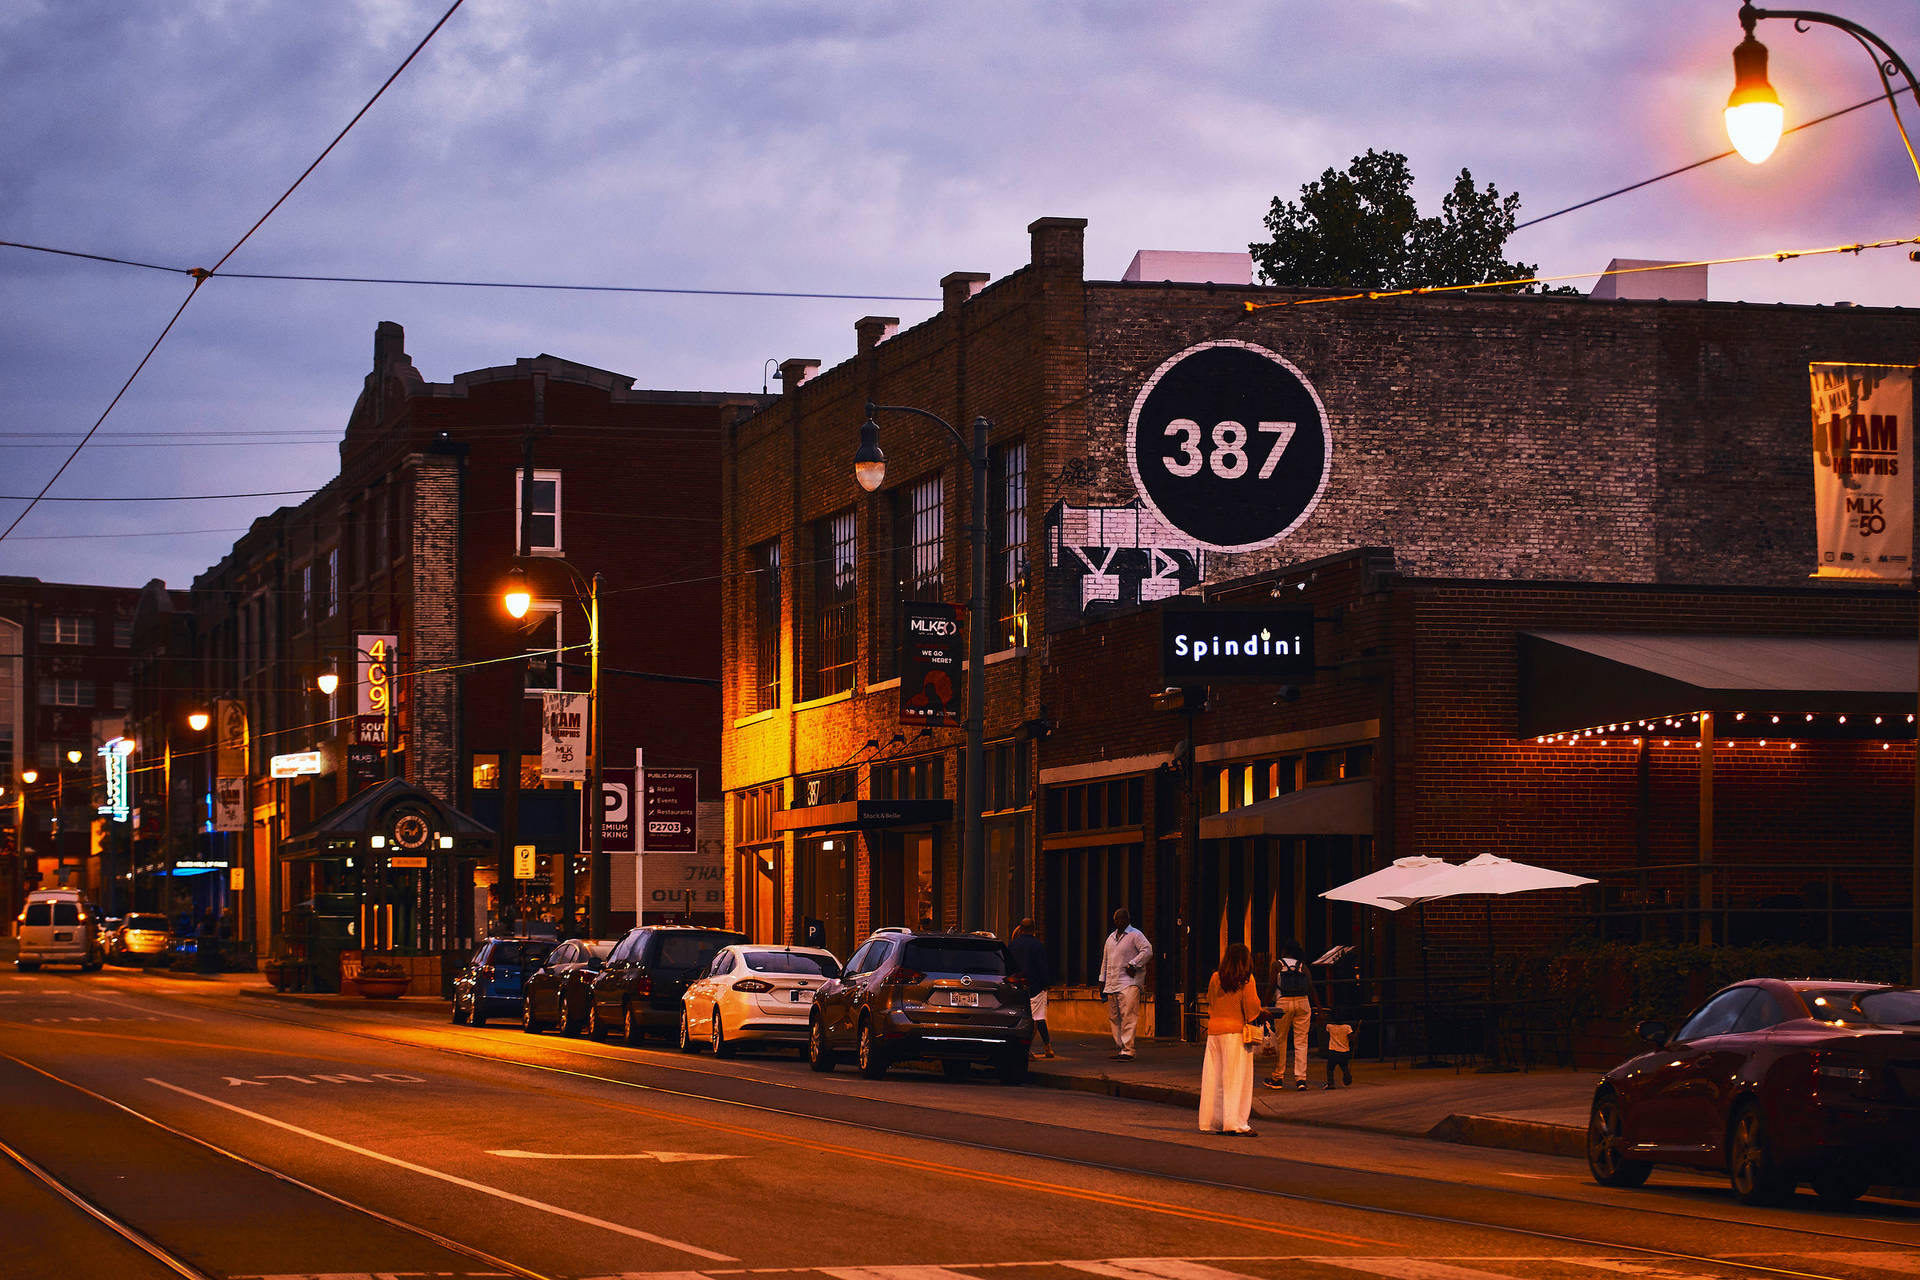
[4, 0, 1917, 590]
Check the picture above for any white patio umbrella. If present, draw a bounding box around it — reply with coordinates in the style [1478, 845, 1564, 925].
[1380, 853, 1597, 1068]
[1320, 856, 1455, 1062]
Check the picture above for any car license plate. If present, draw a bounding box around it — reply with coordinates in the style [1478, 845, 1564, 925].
[789, 989, 813, 1003]
[951, 990, 979, 1007]
[54, 932, 72, 942]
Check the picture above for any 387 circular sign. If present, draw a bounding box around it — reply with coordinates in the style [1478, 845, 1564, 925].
[1126, 340, 1332, 552]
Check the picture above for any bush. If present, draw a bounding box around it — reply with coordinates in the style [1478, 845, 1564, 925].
[1501, 940, 1908, 1026]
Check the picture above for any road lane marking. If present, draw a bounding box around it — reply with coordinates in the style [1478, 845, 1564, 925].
[1320, 1261, 1534, 1280]
[1065, 1262, 1272, 1280]
[71, 989, 203, 1021]
[146, 1077, 737, 1262]
[823, 1269, 986, 1280]
[1793, 1258, 1920, 1275]
[488, 1151, 739, 1163]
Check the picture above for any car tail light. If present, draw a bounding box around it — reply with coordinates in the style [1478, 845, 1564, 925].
[885, 968, 925, 986]
[734, 979, 773, 993]
[1004, 972, 1028, 991]
[1813, 1050, 1877, 1096]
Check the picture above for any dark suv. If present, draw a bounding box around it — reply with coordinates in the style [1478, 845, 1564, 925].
[585, 925, 746, 1043]
[809, 928, 1033, 1082]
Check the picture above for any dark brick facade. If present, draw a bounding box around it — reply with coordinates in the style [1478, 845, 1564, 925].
[723, 215, 1920, 1038]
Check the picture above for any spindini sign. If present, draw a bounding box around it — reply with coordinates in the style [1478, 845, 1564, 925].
[1159, 605, 1316, 685]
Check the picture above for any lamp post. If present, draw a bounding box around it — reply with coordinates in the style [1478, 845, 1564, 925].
[1717, 2, 1920, 983]
[503, 560, 604, 938]
[11, 769, 33, 915]
[316, 645, 395, 781]
[854, 401, 992, 934]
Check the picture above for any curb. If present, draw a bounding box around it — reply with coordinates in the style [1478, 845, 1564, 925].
[1428, 1112, 1586, 1159]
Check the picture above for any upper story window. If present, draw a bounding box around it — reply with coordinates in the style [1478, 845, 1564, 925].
[994, 441, 1028, 651]
[39, 615, 95, 646]
[374, 485, 392, 570]
[884, 475, 944, 678]
[749, 540, 782, 713]
[298, 563, 313, 630]
[325, 549, 340, 617]
[808, 510, 856, 700]
[113, 616, 132, 648]
[517, 469, 562, 556]
[40, 678, 95, 708]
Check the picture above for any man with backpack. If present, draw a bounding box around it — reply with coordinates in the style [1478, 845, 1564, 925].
[1265, 939, 1318, 1090]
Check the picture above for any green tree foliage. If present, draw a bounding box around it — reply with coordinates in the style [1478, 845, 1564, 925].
[1251, 148, 1562, 293]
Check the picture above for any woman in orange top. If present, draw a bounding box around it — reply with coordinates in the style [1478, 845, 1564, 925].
[1198, 942, 1267, 1136]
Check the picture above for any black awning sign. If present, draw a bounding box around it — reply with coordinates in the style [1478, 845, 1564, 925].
[1161, 606, 1316, 685]
[1127, 340, 1332, 552]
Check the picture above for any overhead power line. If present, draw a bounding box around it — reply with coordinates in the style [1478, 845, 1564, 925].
[0, 488, 316, 502]
[0, 0, 467, 549]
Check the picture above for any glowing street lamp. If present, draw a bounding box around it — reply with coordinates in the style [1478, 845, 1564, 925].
[1725, 3, 1920, 171]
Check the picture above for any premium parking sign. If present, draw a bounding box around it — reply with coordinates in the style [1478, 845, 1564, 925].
[1127, 340, 1332, 551]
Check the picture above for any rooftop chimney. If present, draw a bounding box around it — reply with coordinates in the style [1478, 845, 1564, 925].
[1028, 216, 1087, 272]
[777, 358, 822, 390]
[942, 272, 990, 313]
[855, 316, 899, 353]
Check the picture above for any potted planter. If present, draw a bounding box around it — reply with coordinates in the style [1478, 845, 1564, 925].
[355, 958, 411, 999]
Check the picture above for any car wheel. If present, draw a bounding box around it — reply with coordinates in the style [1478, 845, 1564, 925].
[941, 1059, 970, 1081]
[1729, 1101, 1793, 1206]
[624, 1003, 643, 1043]
[556, 994, 579, 1037]
[679, 1010, 700, 1053]
[450, 996, 467, 1025]
[586, 1001, 608, 1041]
[711, 1012, 735, 1059]
[522, 996, 541, 1034]
[1811, 1163, 1873, 1205]
[15, 961, 38, 973]
[1586, 1093, 1652, 1188]
[808, 1015, 836, 1073]
[857, 1019, 887, 1079]
[996, 1051, 1028, 1085]
[470, 999, 488, 1027]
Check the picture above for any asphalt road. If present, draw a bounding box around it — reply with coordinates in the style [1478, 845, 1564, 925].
[5, 965, 1920, 1280]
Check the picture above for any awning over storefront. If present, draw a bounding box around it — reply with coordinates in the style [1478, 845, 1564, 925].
[1519, 631, 1917, 739]
[1198, 778, 1373, 839]
[771, 798, 954, 836]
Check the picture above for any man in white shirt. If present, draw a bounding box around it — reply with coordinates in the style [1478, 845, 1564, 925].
[1097, 908, 1152, 1059]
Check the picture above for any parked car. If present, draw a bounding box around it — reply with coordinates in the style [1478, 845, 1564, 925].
[521, 938, 619, 1035]
[14, 889, 104, 971]
[808, 928, 1032, 1082]
[1587, 978, 1920, 1205]
[584, 925, 746, 1043]
[110, 913, 175, 965]
[679, 944, 841, 1057]
[451, 937, 556, 1025]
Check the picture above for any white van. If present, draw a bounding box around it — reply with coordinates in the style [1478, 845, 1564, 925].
[16, 889, 104, 971]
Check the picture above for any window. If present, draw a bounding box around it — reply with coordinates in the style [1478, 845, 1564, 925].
[982, 739, 1032, 814]
[1043, 777, 1144, 834]
[38, 616, 95, 646]
[374, 485, 391, 570]
[113, 616, 132, 648]
[749, 540, 781, 712]
[1674, 988, 1759, 1042]
[872, 755, 943, 802]
[809, 511, 856, 699]
[110, 682, 131, 710]
[472, 752, 573, 790]
[885, 475, 944, 677]
[516, 468, 562, 555]
[1044, 842, 1144, 987]
[519, 604, 562, 695]
[745, 950, 839, 976]
[40, 679, 94, 708]
[325, 549, 339, 617]
[795, 768, 857, 808]
[994, 441, 1028, 650]
[734, 784, 781, 844]
[298, 563, 312, 629]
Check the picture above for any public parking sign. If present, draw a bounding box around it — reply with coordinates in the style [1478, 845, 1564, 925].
[1127, 339, 1332, 552]
[642, 767, 698, 854]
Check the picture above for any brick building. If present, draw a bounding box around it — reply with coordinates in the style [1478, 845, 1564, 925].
[721, 216, 1919, 1039]
[193, 323, 760, 976]
[0, 576, 149, 918]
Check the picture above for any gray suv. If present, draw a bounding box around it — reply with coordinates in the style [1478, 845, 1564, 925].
[808, 929, 1033, 1082]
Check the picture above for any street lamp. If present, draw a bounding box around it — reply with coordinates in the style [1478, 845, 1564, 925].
[1720, 1, 1920, 983]
[1724, 4, 1920, 169]
[502, 558, 603, 938]
[854, 401, 992, 934]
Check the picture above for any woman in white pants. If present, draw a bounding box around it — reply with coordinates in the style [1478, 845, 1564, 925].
[1198, 943, 1266, 1136]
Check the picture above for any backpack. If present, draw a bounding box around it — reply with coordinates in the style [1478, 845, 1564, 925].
[1276, 957, 1310, 998]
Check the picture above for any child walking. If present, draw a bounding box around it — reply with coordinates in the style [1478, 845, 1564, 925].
[1322, 1009, 1355, 1089]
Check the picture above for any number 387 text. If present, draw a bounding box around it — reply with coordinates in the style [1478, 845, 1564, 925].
[1161, 419, 1295, 480]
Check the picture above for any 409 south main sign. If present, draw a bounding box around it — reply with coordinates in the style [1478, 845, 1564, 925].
[1126, 339, 1332, 552]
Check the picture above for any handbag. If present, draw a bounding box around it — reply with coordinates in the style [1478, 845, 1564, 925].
[1240, 1022, 1264, 1048]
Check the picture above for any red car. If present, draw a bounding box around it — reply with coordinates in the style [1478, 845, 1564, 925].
[1587, 978, 1920, 1205]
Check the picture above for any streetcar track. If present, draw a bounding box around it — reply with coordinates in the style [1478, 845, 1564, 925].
[161, 991, 1915, 1280]
[0, 1131, 214, 1280]
[0, 1050, 555, 1280]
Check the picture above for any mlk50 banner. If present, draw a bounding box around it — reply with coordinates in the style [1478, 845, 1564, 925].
[1811, 362, 1914, 582]
[540, 691, 589, 781]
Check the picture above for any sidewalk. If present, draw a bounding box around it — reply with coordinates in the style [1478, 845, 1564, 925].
[1027, 1031, 1594, 1159]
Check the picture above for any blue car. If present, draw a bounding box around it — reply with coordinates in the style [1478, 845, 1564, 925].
[451, 937, 556, 1026]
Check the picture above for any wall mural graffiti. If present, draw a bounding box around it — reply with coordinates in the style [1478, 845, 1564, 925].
[1045, 500, 1207, 627]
